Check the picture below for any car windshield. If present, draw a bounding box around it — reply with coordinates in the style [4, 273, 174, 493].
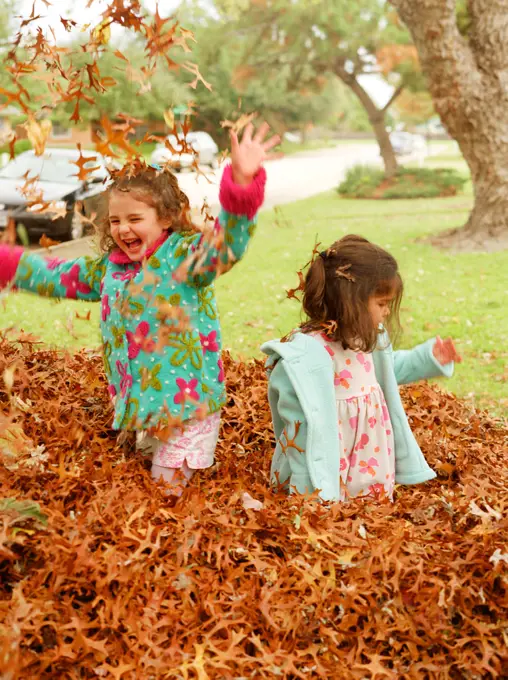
[0, 153, 100, 184]
[189, 131, 216, 147]
[189, 132, 211, 143]
[160, 135, 186, 150]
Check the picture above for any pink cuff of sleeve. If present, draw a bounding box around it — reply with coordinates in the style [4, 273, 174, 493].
[219, 164, 266, 220]
[0, 245, 23, 287]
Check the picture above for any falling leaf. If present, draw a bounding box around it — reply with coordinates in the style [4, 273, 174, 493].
[39, 234, 61, 249]
[16, 223, 30, 247]
[71, 143, 100, 181]
[163, 108, 175, 129]
[91, 19, 111, 45]
[24, 117, 52, 156]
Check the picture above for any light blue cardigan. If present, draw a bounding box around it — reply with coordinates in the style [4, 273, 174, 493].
[261, 332, 453, 501]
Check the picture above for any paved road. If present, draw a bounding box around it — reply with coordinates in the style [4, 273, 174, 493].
[177, 142, 382, 212]
[32, 142, 418, 259]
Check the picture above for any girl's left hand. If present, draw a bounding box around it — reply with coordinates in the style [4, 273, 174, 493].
[230, 121, 280, 186]
[433, 336, 462, 365]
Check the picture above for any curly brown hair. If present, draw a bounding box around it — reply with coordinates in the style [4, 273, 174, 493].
[300, 234, 403, 352]
[95, 164, 194, 252]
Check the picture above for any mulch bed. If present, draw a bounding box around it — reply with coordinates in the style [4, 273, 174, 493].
[1, 333, 507, 679]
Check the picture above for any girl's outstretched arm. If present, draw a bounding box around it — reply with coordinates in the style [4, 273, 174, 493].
[392, 337, 456, 385]
[173, 122, 280, 287]
[0, 245, 105, 301]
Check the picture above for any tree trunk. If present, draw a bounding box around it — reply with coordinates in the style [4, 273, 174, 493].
[389, 0, 508, 250]
[370, 111, 398, 178]
[335, 65, 399, 178]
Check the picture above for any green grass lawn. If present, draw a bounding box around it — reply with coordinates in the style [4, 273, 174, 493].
[1, 151, 506, 418]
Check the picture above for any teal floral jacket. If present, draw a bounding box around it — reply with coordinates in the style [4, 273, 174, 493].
[3, 165, 266, 432]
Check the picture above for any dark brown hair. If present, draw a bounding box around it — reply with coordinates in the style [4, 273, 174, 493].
[301, 234, 403, 352]
[95, 165, 194, 252]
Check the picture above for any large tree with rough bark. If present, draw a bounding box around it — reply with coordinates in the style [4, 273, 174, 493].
[389, 0, 508, 248]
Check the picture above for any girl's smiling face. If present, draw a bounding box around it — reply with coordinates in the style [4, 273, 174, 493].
[109, 190, 169, 261]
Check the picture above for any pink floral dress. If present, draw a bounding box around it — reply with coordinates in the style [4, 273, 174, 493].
[313, 334, 395, 501]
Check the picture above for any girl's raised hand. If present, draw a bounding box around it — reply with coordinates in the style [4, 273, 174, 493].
[433, 336, 462, 365]
[230, 121, 280, 186]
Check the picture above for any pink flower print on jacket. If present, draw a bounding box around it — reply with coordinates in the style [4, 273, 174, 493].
[217, 358, 225, 383]
[116, 361, 133, 399]
[101, 295, 111, 322]
[335, 369, 352, 389]
[357, 353, 372, 373]
[200, 330, 219, 353]
[60, 264, 91, 299]
[108, 384, 117, 399]
[46, 257, 66, 270]
[359, 457, 379, 477]
[113, 264, 140, 282]
[126, 321, 155, 359]
[174, 377, 199, 405]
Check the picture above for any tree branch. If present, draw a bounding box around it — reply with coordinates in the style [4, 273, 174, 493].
[382, 83, 404, 113]
[334, 62, 382, 121]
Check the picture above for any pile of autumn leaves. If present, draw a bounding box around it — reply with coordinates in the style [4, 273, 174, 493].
[0, 334, 507, 679]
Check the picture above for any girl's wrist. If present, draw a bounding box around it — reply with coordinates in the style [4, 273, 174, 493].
[219, 165, 266, 219]
[231, 166, 254, 186]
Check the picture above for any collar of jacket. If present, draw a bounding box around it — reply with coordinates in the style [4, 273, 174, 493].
[108, 231, 170, 265]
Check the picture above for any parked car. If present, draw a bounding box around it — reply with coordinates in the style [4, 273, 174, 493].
[151, 131, 219, 171]
[416, 117, 449, 138]
[151, 134, 194, 171]
[0, 148, 110, 241]
[389, 131, 426, 157]
[283, 131, 302, 144]
[189, 131, 219, 167]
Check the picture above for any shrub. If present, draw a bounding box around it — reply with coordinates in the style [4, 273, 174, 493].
[337, 164, 385, 199]
[0, 138, 32, 157]
[338, 165, 467, 199]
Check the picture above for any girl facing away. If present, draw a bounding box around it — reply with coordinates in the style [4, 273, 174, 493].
[0, 122, 279, 495]
[262, 235, 461, 502]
